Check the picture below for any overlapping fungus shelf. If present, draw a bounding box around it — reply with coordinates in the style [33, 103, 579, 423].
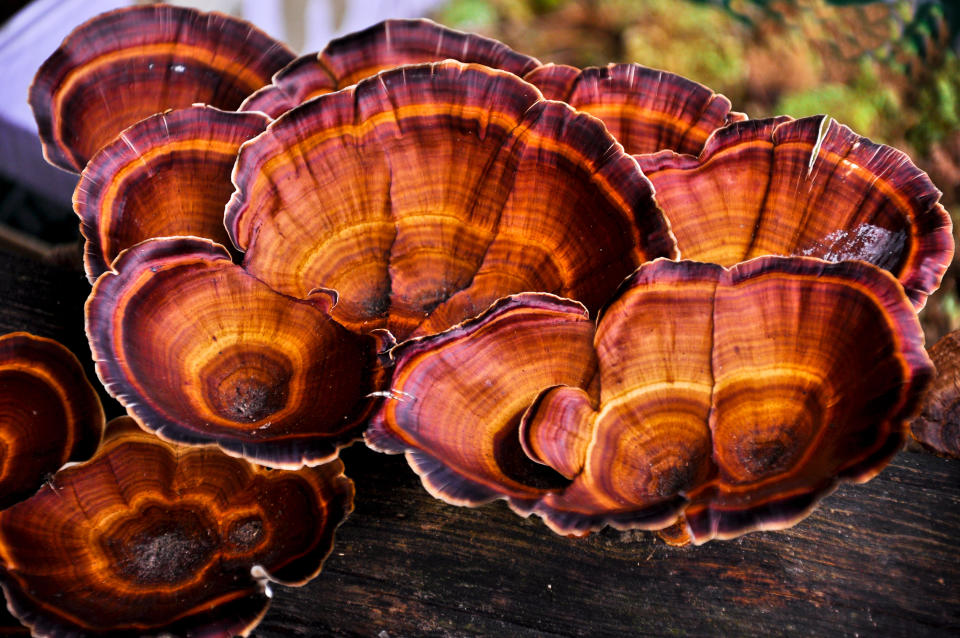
[0, 416, 353, 637]
[30, 4, 294, 172]
[227, 60, 675, 341]
[910, 329, 960, 458]
[86, 237, 388, 468]
[372, 257, 931, 543]
[366, 294, 597, 510]
[75, 105, 270, 281]
[637, 115, 954, 308]
[241, 18, 541, 118]
[523, 62, 744, 156]
[0, 332, 103, 510]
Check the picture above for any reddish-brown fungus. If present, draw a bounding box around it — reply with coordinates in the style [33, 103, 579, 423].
[30, 4, 294, 172]
[86, 237, 388, 468]
[366, 294, 597, 509]
[227, 60, 675, 341]
[241, 18, 540, 118]
[522, 258, 930, 541]
[524, 62, 744, 156]
[0, 416, 353, 637]
[0, 332, 103, 509]
[637, 115, 954, 309]
[75, 105, 270, 281]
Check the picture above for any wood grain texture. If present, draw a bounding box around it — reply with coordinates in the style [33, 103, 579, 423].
[1, 247, 957, 637]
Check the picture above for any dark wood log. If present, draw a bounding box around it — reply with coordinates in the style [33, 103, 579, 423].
[2, 247, 957, 637]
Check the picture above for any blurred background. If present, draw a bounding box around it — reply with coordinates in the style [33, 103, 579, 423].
[1, 0, 958, 341]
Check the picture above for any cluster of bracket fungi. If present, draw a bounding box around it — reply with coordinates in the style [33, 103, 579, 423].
[0, 3, 955, 636]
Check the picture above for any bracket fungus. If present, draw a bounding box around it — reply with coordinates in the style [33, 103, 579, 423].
[0, 332, 103, 510]
[637, 115, 954, 309]
[241, 18, 541, 118]
[86, 237, 388, 468]
[30, 4, 294, 172]
[0, 416, 353, 637]
[524, 62, 745, 157]
[372, 258, 931, 543]
[366, 294, 597, 510]
[75, 105, 270, 282]
[227, 60, 675, 341]
[910, 330, 960, 458]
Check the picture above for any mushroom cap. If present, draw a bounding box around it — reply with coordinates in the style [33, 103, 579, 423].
[523, 62, 745, 156]
[30, 4, 294, 172]
[86, 237, 387, 468]
[521, 257, 930, 541]
[637, 115, 954, 309]
[227, 60, 675, 341]
[241, 18, 541, 118]
[0, 416, 353, 637]
[0, 332, 103, 509]
[910, 329, 960, 457]
[366, 293, 597, 509]
[75, 105, 270, 282]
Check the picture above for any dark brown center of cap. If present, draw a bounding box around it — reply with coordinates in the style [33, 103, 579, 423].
[104, 506, 217, 585]
[200, 345, 293, 423]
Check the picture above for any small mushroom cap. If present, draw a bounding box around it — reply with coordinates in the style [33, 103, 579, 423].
[30, 4, 294, 172]
[366, 294, 596, 509]
[75, 105, 270, 282]
[241, 18, 541, 118]
[227, 60, 675, 340]
[910, 330, 960, 457]
[0, 332, 103, 509]
[637, 115, 954, 309]
[86, 237, 386, 468]
[0, 416, 353, 637]
[523, 63, 744, 156]
[522, 257, 931, 540]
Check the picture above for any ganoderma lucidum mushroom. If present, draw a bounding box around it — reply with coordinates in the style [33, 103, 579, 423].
[30, 4, 294, 172]
[523, 62, 745, 156]
[226, 60, 676, 341]
[365, 294, 597, 511]
[371, 257, 932, 543]
[0, 416, 353, 637]
[74, 105, 270, 282]
[636, 115, 954, 309]
[86, 237, 389, 468]
[241, 18, 541, 118]
[0, 332, 103, 510]
[910, 329, 960, 458]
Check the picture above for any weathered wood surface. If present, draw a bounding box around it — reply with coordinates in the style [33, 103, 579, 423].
[1, 247, 958, 637]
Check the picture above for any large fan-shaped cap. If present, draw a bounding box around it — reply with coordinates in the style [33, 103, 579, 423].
[30, 4, 294, 172]
[523, 63, 745, 156]
[910, 329, 960, 457]
[241, 18, 541, 118]
[366, 294, 596, 510]
[521, 257, 931, 541]
[637, 116, 954, 308]
[0, 416, 353, 637]
[75, 105, 270, 282]
[0, 332, 103, 509]
[227, 61, 675, 341]
[86, 237, 387, 468]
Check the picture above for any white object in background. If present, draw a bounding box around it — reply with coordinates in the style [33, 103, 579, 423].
[0, 0, 133, 206]
[0, 0, 446, 207]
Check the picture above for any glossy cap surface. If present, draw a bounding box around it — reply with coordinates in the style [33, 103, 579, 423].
[30, 4, 294, 171]
[86, 237, 386, 468]
[227, 61, 675, 340]
[0, 417, 353, 637]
